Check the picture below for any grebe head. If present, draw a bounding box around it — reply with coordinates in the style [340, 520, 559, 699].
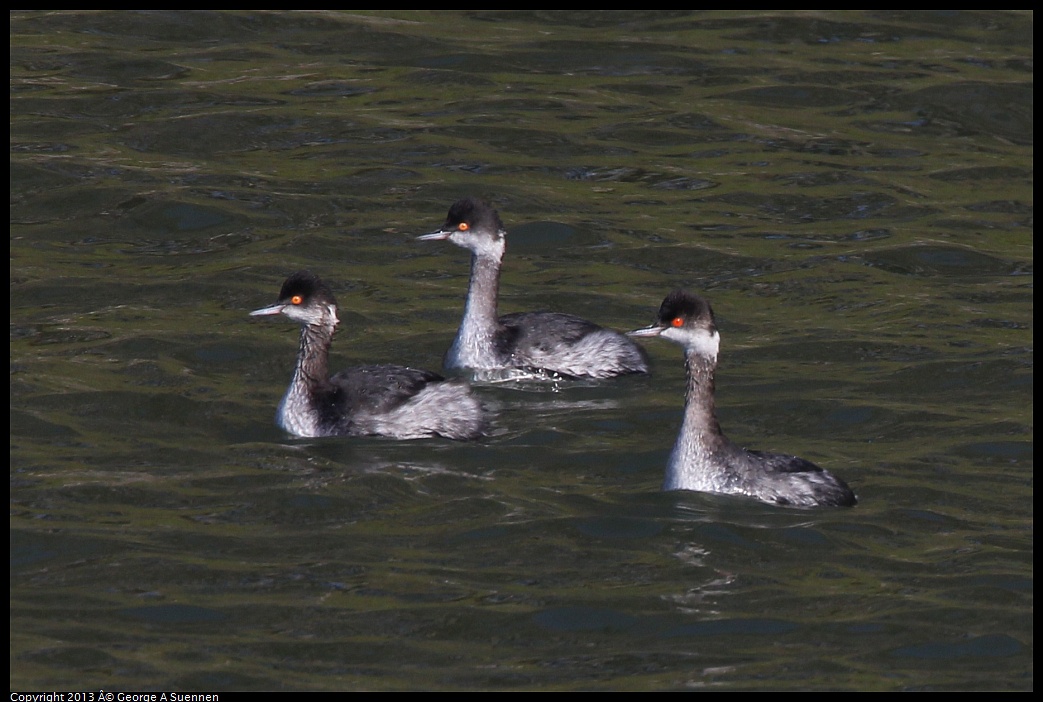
[628, 289, 719, 361]
[417, 197, 506, 260]
[250, 270, 339, 328]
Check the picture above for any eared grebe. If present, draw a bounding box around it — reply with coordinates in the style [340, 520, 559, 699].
[250, 270, 488, 440]
[628, 290, 856, 507]
[417, 197, 650, 380]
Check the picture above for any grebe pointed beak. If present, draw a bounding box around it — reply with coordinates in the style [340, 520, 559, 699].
[417, 229, 451, 241]
[250, 304, 286, 317]
[626, 324, 665, 338]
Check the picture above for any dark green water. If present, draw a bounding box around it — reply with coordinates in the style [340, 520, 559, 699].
[11, 11, 1032, 690]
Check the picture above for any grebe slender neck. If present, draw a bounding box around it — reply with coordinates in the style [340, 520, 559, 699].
[668, 349, 728, 490]
[282, 309, 336, 436]
[455, 228, 505, 367]
[250, 272, 340, 437]
[418, 197, 507, 370]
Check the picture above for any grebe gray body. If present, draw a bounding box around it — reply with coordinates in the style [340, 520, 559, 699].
[629, 290, 856, 507]
[251, 271, 488, 440]
[419, 198, 650, 380]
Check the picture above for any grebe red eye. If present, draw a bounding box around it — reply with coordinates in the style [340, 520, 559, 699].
[291, 295, 304, 305]
[458, 222, 469, 231]
[671, 317, 684, 328]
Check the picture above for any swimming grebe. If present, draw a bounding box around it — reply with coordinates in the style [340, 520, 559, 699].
[418, 198, 650, 380]
[629, 290, 856, 507]
[250, 270, 488, 440]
